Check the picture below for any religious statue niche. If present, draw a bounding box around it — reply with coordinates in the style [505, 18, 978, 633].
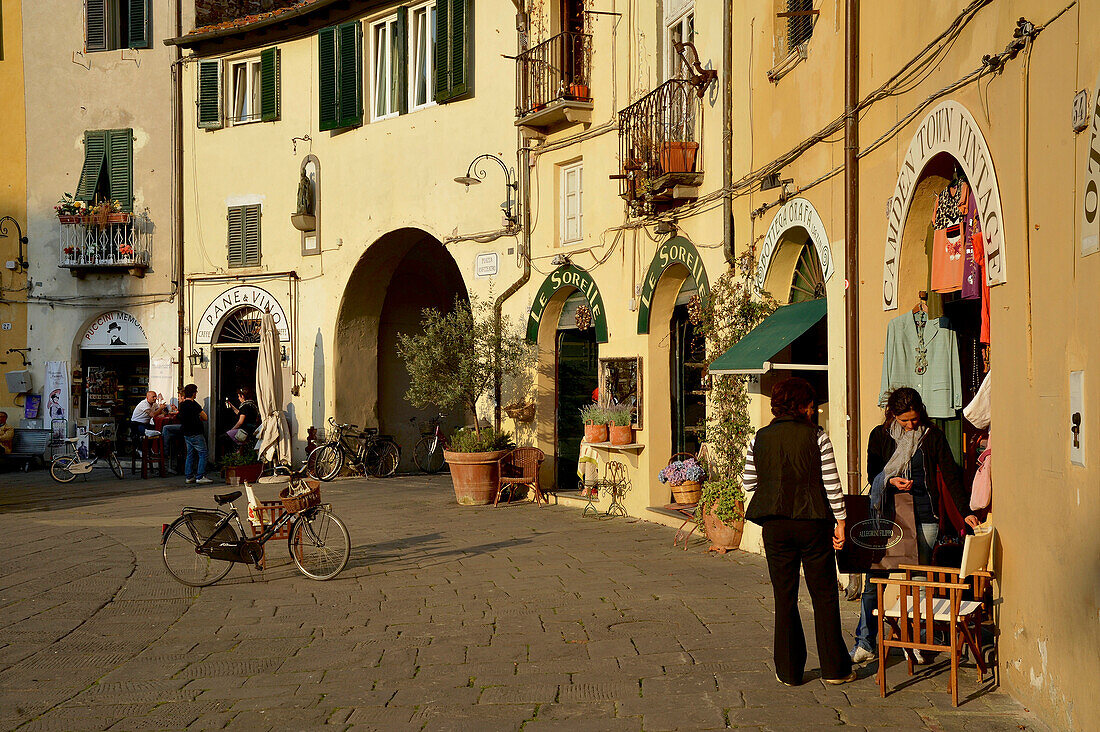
[599, 357, 643, 428]
[291, 165, 317, 232]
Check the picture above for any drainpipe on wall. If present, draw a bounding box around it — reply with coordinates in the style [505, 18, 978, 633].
[843, 0, 861, 497]
[493, 6, 531, 432]
[173, 0, 185, 389]
[721, 0, 735, 266]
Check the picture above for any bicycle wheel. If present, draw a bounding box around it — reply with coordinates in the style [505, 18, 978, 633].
[50, 456, 78, 483]
[288, 508, 350, 581]
[161, 516, 235, 587]
[107, 453, 124, 479]
[367, 441, 400, 478]
[308, 444, 343, 482]
[413, 437, 446, 474]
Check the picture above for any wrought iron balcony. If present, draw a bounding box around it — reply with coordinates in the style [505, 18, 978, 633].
[58, 214, 152, 277]
[617, 79, 703, 211]
[515, 31, 593, 129]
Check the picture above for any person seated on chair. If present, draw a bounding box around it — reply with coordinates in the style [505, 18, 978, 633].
[0, 411, 14, 455]
[224, 386, 259, 450]
[161, 387, 186, 473]
[130, 390, 166, 453]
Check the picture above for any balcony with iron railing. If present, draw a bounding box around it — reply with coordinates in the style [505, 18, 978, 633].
[617, 79, 704, 212]
[58, 213, 152, 277]
[515, 31, 593, 130]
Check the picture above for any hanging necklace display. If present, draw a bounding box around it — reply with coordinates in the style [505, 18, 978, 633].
[913, 311, 929, 375]
[687, 294, 703, 325]
[575, 304, 593, 331]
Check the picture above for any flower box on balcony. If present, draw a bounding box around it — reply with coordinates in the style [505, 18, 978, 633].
[58, 215, 82, 224]
[107, 213, 131, 224]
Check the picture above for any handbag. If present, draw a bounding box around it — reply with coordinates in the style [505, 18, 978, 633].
[970, 444, 992, 510]
[836, 493, 920, 573]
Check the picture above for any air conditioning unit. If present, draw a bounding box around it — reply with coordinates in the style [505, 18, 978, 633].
[5, 370, 32, 394]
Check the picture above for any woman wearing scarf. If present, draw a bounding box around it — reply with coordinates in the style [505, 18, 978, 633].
[850, 387, 980, 664]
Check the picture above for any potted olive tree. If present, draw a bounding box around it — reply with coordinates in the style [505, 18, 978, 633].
[398, 297, 531, 505]
[695, 251, 778, 553]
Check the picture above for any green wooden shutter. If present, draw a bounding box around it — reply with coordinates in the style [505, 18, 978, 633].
[86, 0, 108, 52]
[106, 129, 134, 212]
[318, 26, 339, 130]
[394, 9, 409, 115]
[127, 0, 150, 49]
[227, 206, 245, 267]
[243, 205, 261, 266]
[75, 131, 108, 202]
[197, 59, 223, 129]
[337, 21, 363, 128]
[433, 1, 450, 101]
[261, 47, 281, 122]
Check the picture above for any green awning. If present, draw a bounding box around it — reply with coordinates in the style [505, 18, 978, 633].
[708, 299, 827, 375]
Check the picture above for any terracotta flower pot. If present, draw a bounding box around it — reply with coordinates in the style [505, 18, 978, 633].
[609, 425, 634, 446]
[58, 215, 82, 224]
[584, 423, 608, 444]
[224, 463, 263, 485]
[703, 500, 745, 554]
[107, 212, 130, 224]
[671, 480, 702, 505]
[568, 83, 590, 99]
[659, 141, 699, 173]
[444, 449, 509, 506]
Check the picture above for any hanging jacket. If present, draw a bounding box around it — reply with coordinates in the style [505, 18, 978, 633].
[879, 312, 962, 418]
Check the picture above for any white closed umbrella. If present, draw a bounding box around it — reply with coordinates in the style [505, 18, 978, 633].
[254, 310, 291, 465]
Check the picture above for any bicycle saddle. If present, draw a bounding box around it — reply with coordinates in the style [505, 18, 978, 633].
[214, 491, 242, 505]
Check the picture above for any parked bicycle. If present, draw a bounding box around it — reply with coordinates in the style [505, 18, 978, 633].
[50, 426, 124, 482]
[306, 417, 400, 481]
[411, 414, 448, 474]
[161, 467, 350, 586]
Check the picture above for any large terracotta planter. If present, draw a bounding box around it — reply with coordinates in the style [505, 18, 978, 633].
[584, 423, 608, 444]
[444, 449, 509, 506]
[609, 425, 634, 446]
[659, 141, 699, 173]
[703, 500, 745, 554]
[224, 463, 263, 485]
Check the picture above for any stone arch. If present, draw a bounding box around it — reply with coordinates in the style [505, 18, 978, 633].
[756, 197, 834, 302]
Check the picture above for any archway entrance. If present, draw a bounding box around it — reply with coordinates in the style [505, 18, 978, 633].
[335, 229, 467, 471]
[213, 306, 262, 458]
[555, 292, 599, 491]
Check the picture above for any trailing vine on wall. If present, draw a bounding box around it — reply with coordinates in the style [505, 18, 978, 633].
[695, 248, 778, 525]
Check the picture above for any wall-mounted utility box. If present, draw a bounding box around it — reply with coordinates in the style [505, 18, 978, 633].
[5, 370, 33, 393]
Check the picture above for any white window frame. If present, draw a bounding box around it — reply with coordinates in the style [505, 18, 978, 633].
[370, 14, 400, 121]
[409, 1, 437, 112]
[560, 161, 583, 245]
[665, 7, 695, 81]
[228, 57, 263, 125]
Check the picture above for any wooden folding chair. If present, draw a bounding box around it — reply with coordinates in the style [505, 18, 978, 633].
[873, 527, 996, 707]
[496, 447, 547, 506]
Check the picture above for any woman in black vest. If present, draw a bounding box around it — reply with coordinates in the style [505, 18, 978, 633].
[744, 378, 855, 686]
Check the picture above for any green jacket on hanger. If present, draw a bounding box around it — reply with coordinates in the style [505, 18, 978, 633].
[879, 312, 962, 419]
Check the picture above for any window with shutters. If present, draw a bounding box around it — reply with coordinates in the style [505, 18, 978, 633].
[433, 0, 471, 104]
[227, 205, 262, 268]
[370, 15, 401, 120]
[560, 161, 583, 245]
[229, 58, 263, 124]
[74, 129, 134, 212]
[318, 22, 363, 131]
[86, 0, 150, 52]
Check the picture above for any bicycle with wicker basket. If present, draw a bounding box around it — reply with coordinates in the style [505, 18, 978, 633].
[161, 467, 350, 586]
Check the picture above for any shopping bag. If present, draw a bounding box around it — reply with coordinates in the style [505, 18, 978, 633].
[836, 493, 919, 572]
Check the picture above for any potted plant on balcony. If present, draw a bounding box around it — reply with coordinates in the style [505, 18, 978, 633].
[694, 250, 778, 553]
[606, 404, 634, 445]
[397, 296, 532, 506]
[567, 76, 590, 100]
[221, 447, 263, 485]
[658, 140, 699, 174]
[580, 403, 608, 444]
[55, 194, 87, 224]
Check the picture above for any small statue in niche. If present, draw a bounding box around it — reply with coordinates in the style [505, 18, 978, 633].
[296, 170, 314, 216]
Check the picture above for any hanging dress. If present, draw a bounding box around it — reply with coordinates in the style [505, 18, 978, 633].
[930, 182, 968, 294]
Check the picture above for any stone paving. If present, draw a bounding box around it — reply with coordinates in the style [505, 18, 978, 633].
[0, 467, 1046, 731]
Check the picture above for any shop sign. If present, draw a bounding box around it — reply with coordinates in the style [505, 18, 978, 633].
[882, 100, 1007, 310]
[1082, 69, 1100, 257]
[526, 265, 608, 343]
[475, 252, 499, 278]
[637, 236, 712, 334]
[81, 311, 147, 350]
[195, 285, 290, 344]
[755, 197, 835, 294]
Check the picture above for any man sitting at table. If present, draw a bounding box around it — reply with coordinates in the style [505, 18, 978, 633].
[130, 390, 165, 455]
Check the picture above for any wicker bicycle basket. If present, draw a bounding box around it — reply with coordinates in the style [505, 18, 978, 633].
[279, 481, 321, 514]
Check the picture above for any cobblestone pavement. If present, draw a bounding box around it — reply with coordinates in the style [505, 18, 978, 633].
[0, 469, 1046, 731]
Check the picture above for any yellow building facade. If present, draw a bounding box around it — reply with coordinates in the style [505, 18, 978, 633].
[0, 0, 28, 417]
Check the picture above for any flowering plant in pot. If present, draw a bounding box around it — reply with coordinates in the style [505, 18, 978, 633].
[579, 403, 608, 444]
[55, 193, 87, 223]
[658, 457, 706, 504]
[221, 448, 262, 485]
[606, 404, 634, 445]
[693, 249, 778, 552]
[397, 296, 532, 505]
